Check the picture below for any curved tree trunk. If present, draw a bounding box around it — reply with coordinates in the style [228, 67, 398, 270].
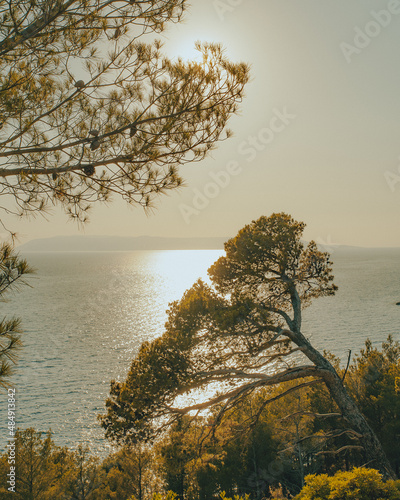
[286, 329, 397, 480]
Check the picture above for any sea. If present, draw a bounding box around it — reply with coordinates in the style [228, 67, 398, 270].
[0, 248, 399, 456]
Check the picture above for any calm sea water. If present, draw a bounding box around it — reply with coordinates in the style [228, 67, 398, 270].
[0, 248, 399, 455]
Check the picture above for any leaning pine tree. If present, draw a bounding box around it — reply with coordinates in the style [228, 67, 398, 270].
[100, 213, 397, 480]
[0, 0, 249, 223]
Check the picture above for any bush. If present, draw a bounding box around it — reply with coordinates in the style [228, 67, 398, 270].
[151, 493, 179, 500]
[220, 492, 250, 500]
[294, 467, 400, 500]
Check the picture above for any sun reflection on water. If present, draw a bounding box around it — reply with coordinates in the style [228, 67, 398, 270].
[144, 249, 223, 297]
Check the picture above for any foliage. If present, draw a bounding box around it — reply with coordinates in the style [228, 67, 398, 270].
[0, 242, 32, 386]
[62, 444, 103, 499]
[0, 428, 58, 498]
[0, 0, 249, 222]
[263, 381, 319, 492]
[297, 337, 400, 478]
[154, 404, 279, 500]
[155, 417, 197, 498]
[0, 428, 103, 499]
[210, 400, 278, 498]
[100, 444, 155, 500]
[260, 339, 400, 493]
[220, 493, 250, 500]
[150, 493, 179, 500]
[294, 467, 400, 500]
[346, 335, 400, 475]
[0, 427, 166, 499]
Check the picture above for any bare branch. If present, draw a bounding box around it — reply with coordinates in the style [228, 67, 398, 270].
[280, 410, 342, 422]
[314, 445, 364, 456]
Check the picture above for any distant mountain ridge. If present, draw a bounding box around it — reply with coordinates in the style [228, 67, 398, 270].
[17, 235, 400, 253]
[18, 235, 229, 252]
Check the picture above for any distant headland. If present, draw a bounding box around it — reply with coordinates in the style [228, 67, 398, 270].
[17, 235, 229, 252]
[17, 236, 400, 253]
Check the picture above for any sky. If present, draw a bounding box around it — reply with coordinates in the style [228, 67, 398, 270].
[4, 0, 400, 246]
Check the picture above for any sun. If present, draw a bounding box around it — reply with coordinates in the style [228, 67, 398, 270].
[177, 39, 205, 62]
[163, 36, 205, 63]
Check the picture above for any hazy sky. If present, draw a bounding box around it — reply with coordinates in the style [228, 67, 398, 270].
[5, 0, 400, 246]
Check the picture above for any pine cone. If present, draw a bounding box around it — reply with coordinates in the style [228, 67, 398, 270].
[90, 139, 100, 150]
[83, 165, 95, 176]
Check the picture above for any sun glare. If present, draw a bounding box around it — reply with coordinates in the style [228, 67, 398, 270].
[171, 38, 204, 62]
[147, 249, 223, 299]
[162, 31, 216, 63]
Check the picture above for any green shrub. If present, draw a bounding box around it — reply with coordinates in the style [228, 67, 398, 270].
[294, 467, 400, 500]
[220, 492, 250, 500]
[129, 493, 179, 500]
[152, 493, 179, 500]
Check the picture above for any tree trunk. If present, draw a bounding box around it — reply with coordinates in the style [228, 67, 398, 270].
[290, 329, 397, 480]
[138, 451, 142, 500]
